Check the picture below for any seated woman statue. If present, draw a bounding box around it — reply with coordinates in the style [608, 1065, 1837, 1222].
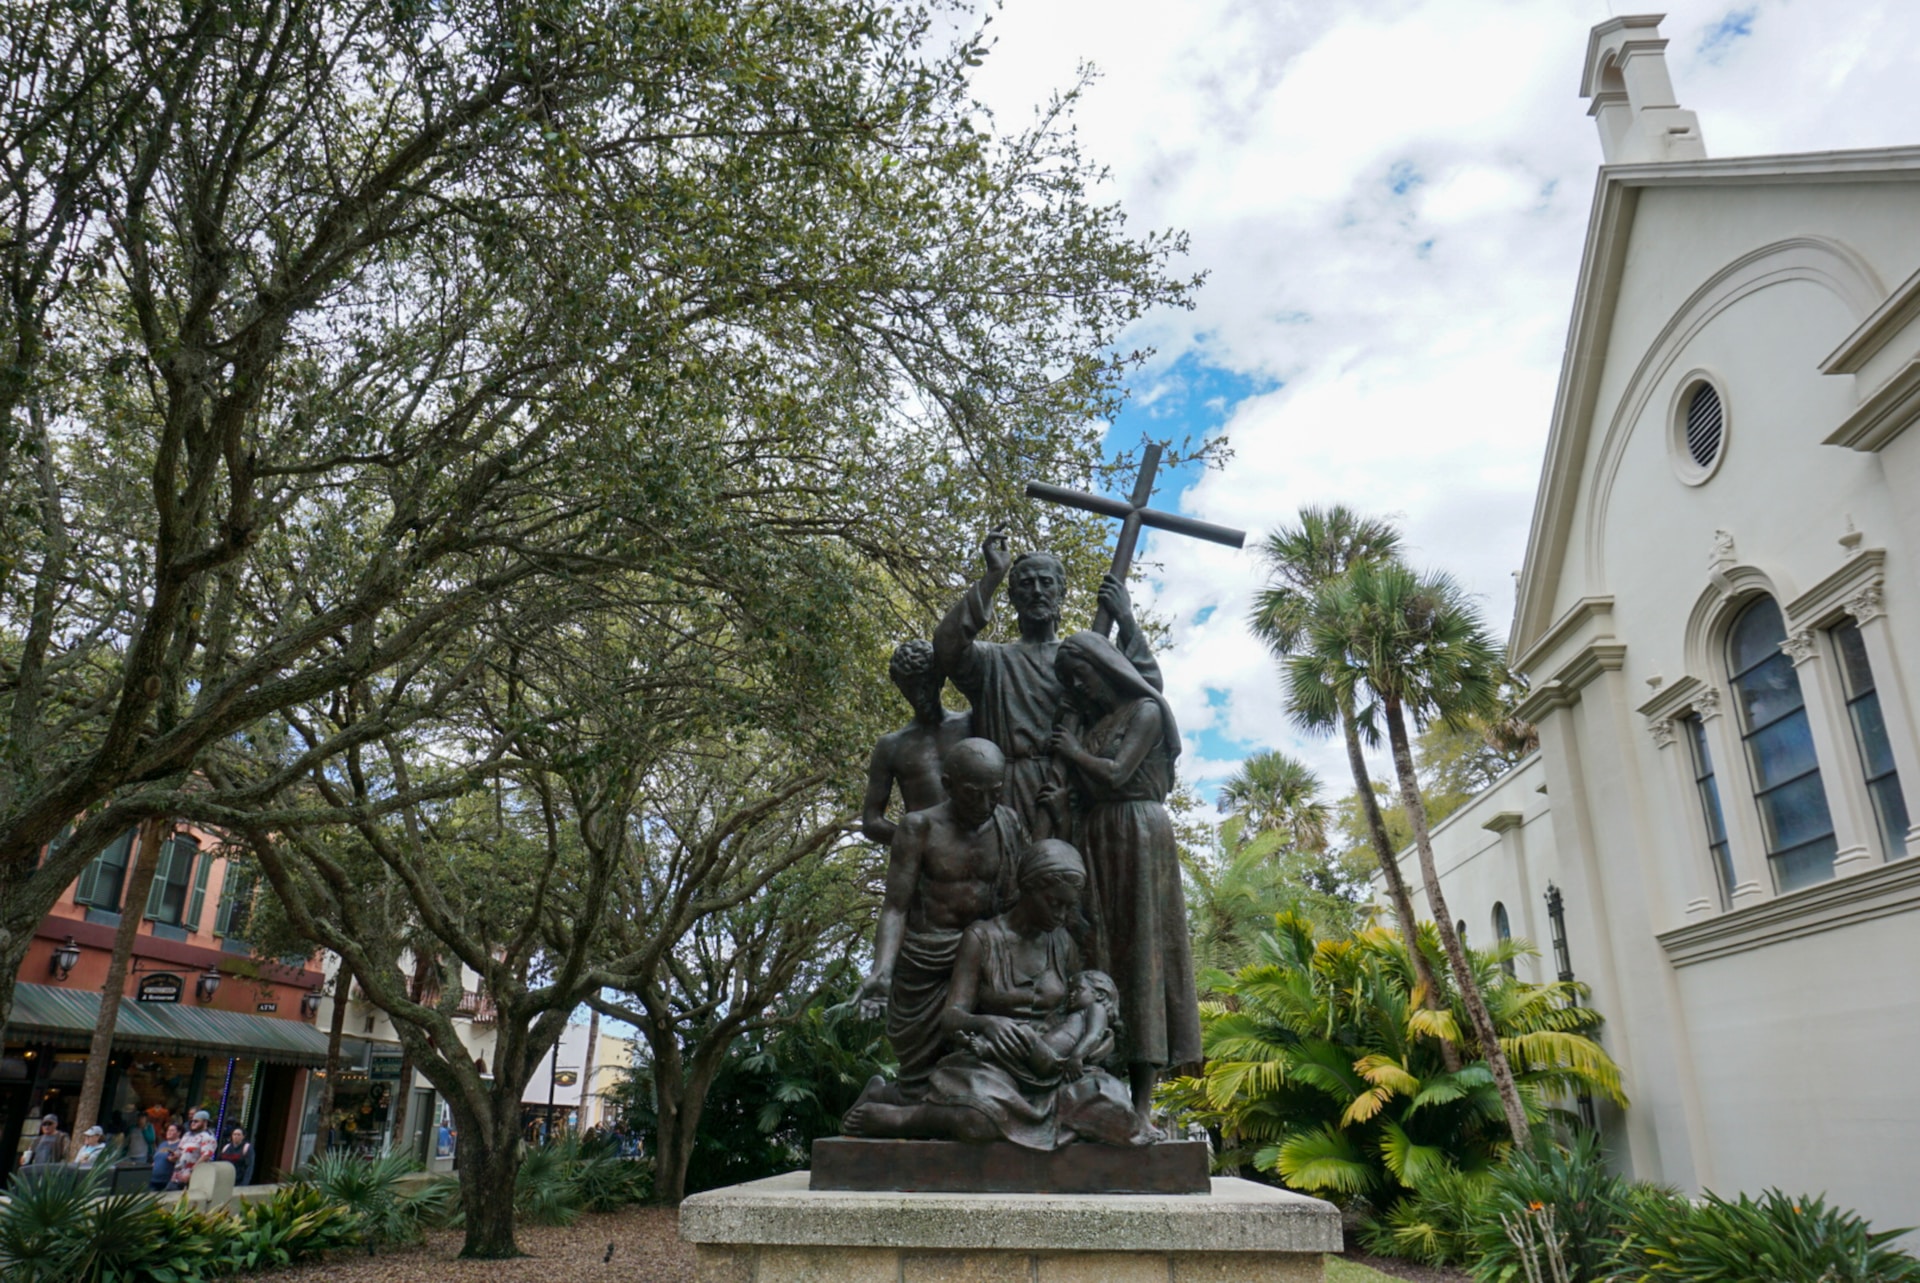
[842, 839, 1156, 1149]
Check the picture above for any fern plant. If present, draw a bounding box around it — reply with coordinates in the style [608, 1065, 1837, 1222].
[1163, 912, 1626, 1209]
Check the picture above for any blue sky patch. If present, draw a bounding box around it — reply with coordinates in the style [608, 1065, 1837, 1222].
[1698, 8, 1756, 62]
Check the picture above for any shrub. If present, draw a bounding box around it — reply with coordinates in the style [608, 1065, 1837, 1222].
[0, 1164, 235, 1283]
[1617, 1188, 1920, 1283]
[1163, 913, 1625, 1209]
[0, 1163, 102, 1282]
[296, 1149, 433, 1247]
[224, 1184, 362, 1272]
[1463, 1131, 1644, 1282]
[515, 1141, 585, 1226]
[1360, 1165, 1490, 1266]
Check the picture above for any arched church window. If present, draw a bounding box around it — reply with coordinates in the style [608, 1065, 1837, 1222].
[1832, 621, 1910, 860]
[1728, 596, 1836, 891]
[1492, 902, 1515, 977]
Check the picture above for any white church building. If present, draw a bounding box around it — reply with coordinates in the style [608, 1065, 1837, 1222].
[1383, 15, 1920, 1228]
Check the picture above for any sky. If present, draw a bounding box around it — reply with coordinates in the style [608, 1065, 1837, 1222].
[966, 0, 1920, 807]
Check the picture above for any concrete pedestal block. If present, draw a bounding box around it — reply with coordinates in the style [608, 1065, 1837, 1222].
[680, 1171, 1342, 1283]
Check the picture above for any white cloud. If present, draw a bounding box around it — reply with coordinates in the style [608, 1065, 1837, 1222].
[970, 0, 1920, 802]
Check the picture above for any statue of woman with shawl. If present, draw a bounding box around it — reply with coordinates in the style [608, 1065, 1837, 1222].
[840, 840, 1152, 1149]
[1047, 630, 1202, 1123]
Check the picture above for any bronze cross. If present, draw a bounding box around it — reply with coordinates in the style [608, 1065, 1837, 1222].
[1026, 443, 1247, 636]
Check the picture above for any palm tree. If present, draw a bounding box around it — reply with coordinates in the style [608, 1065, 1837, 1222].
[1287, 557, 1531, 1147]
[1217, 749, 1330, 853]
[1249, 508, 1452, 1048]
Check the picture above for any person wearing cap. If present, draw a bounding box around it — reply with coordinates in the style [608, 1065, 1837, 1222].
[171, 1109, 216, 1187]
[18, 1114, 67, 1167]
[73, 1124, 108, 1168]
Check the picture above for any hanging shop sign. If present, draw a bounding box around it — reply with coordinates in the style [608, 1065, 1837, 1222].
[369, 1051, 405, 1081]
[137, 973, 183, 1003]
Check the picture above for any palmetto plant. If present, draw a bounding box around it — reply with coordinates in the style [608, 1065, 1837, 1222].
[1164, 913, 1624, 1209]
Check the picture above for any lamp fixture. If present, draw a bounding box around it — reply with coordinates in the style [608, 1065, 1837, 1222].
[195, 968, 222, 1003]
[300, 991, 323, 1019]
[49, 936, 81, 980]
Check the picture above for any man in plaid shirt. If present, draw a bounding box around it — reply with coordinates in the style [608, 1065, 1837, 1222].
[172, 1109, 217, 1187]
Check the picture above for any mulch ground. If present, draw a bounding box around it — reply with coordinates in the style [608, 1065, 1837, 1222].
[244, 1206, 698, 1283]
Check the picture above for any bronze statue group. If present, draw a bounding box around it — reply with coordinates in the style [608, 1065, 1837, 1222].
[842, 532, 1200, 1150]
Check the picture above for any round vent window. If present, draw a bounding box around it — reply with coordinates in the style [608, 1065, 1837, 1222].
[1670, 374, 1728, 485]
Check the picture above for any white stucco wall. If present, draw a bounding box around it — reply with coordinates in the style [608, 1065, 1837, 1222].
[1409, 158, 1920, 1231]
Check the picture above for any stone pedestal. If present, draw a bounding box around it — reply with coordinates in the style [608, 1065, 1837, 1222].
[810, 1137, 1211, 1194]
[679, 1171, 1342, 1282]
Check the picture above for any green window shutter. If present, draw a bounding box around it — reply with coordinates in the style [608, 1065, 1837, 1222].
[145, 838, 179, 918]
[185, 843, 212, 930]
[74, 856, 103, 907]
[214, 882, 234, 936]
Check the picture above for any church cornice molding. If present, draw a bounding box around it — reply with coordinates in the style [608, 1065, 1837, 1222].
[1658, 851, 1920, 968]
[1822, 261, 1920, 376]
[1513, 641, 1628, 723]
[1823, 360, 1920, 453]
[1785, 548, 1886, 629]
[1512, 596, 1614, 678]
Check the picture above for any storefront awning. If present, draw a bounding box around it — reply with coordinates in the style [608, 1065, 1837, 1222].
[9, 983, 333, 1066]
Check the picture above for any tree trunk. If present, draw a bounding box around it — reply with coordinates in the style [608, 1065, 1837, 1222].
[446, 1093, 524, 1259]
[1341, 710, 1461, 1073]
[385, 957, 430, 1159]
[69, 816, 169, 1154]
[315, 969, 352, 1155]
[578, 1005, 600, 1131]
[1383, 697, 1531, 1149]
[642, 1012, 729, 1205]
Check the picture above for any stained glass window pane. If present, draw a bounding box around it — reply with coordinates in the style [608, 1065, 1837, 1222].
[1850, 696, 1899, 780]
[1733, 654, 1804, 731]
[1870, 777, 1910, 859]
[1728, 596, 1788, 676]
[1834, 623, 1875, 696]
[1757, 772, 1835, 852]
[1746, 714, 1823, 790]
[1773, 835, 1839, 893]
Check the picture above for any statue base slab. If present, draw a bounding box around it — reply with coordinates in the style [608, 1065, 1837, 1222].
[809, 1136, 1210, 1194]
[681, 1172, 1342, 1283]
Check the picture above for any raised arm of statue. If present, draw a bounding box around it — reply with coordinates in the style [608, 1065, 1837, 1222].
[1097, 573, 1162, 692]
[934, 529, 1011, 691]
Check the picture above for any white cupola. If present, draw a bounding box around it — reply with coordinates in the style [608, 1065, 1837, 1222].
[1580, 14, 1707, 165]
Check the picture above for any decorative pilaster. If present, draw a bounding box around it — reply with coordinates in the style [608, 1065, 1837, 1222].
[1692, 686, 1767, 905]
